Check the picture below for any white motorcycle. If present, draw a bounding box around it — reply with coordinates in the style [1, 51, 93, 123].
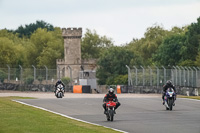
[55, 84, 64, 98]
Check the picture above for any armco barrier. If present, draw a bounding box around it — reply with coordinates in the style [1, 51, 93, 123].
[73, 85, 82, 93]
[73, 85, 91, 93]
[82, 85, 91, 93]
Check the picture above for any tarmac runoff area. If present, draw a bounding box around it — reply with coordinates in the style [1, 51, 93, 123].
[1, 91, 200, 133]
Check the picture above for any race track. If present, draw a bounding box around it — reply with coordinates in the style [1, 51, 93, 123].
[18, 96, 200, 133]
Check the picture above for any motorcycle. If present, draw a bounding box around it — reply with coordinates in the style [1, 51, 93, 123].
[105, 101, 116, 121]
[164, 88, 176, 111]
[55, 84, 64, 98]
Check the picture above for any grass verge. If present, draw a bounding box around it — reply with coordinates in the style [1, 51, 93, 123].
[178, 95, 200, 100]
[0, 97, 120, 133]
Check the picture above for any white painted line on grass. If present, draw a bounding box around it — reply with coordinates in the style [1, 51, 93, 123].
[13, 100, 128, 133]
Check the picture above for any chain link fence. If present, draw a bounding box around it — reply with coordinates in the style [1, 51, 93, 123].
[128, 66, 200, 87]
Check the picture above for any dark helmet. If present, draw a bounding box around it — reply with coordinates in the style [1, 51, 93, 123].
[57, 79, 62, 84]
[108, 88, 114, 95]
[166, 80, 172, 86]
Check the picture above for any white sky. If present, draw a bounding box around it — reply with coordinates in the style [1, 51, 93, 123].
[0, 0, 200, 45]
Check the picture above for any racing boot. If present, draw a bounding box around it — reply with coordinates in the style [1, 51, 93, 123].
[104, 109, 108, 114]
[162, 101, 165, 105]
[114, 109, 116, 114]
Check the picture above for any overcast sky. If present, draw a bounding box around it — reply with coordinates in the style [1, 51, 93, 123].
[0, 0, 200, 45]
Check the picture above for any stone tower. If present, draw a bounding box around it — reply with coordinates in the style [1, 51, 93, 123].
[57, 28, 82, 81]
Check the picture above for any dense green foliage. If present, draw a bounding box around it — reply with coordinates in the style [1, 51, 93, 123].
[12, 20, 54, 38]
[24, 75, 34, 84]
[61, 77, 71, 85]
[0, 70, 7, 83]
[97, 46, 134, 85]
[1, 17, 200, 85]
[0, 21, 63, 68]
[81, 29, 113, 59]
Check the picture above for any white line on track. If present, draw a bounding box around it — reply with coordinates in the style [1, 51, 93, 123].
[179, 98, 200, 102]
[13, 100, 128, 133]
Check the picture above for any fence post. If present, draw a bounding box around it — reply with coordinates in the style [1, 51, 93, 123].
[154, 65, 159, 87]
[162, 66, 166, 84]
[19, 65, 23, 84]
[6, 65, 10, 83]
[176, 66, 181, 86]
[148, 66, 152, 86]
[133, 66, 138, 86]
[67, 65, 72, 86]
[185, 67, 189, 86]
[44, 65, 48, 84]
[197, 67, 200, 87]
[126, 65, 132, 86]
[173, 66, 177, 85]
[180, 66, 186, 86]
[188, 67, 193, 87]
[193, 67, 197, 87]
[140, 66, 145, 86]
[32, 65, 36, 81]
[57, 66, 61, 80]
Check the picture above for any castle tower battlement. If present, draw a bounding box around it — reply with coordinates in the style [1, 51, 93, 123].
[62, 28, 82, 38]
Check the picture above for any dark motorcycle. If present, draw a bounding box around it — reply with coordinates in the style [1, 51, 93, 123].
[105, 101, 116, 121]
[55, 84, 64, 98]
[164, 88, 176, 111]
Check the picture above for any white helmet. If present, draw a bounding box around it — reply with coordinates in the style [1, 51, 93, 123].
[108, 88, 114, 95]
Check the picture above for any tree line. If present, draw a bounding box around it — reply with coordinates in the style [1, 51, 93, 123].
[0, 17, 200, 85]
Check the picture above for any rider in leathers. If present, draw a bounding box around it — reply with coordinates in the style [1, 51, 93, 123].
[54, 79, 65, 96]
[103, 88, 121, 114]
[162, 80, 177, 105]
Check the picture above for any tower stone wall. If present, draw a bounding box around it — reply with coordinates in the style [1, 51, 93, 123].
[57, 27, 97, 85]
[62, 28, 82, 65]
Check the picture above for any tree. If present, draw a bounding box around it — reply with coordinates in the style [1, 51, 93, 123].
[81, 29, 113, 59]
[127, 25, 169, 65]
[0, 70, 6, 83]
[153, 34, 187, 66]
[0, 37, 17, 66]
[195, 52, 200, 66]
[96, 46, 134, 85]
[14, 20, 54, 38]
[185, 17, 200, 61]
[28, 28, 63, 68]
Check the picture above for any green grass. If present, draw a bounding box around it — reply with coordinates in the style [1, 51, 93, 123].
[178, 95, 200, 100]
[0, 97, 119, 133]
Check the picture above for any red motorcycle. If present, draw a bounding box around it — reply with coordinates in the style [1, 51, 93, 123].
[105, 101, 116, 121]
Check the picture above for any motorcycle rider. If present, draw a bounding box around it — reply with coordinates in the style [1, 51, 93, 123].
[103, 88, 121, 114]
[162, 80, 177, 105]
[54, 79, 65, 96]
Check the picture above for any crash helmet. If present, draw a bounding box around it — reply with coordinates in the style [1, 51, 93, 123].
[108, 88, 114, 95]
[57, 79, 62, 84]
[166, 80, 172, 86]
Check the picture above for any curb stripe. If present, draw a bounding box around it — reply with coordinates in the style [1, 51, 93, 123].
[13, 100, 128, 133]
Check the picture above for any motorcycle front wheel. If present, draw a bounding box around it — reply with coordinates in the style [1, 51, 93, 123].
[169, 99, 173, 111]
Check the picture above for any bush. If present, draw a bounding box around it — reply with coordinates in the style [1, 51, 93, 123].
[37, 76, 43, 84]
[0, 70, 6, 83]
[24, 75, 34, 84]
[61, 77, 71, 86]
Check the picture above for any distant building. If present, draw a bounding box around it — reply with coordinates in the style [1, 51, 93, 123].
[57, 28, 97, 88]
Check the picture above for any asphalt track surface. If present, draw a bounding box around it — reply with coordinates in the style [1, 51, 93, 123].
[18, 96, 200, 133]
